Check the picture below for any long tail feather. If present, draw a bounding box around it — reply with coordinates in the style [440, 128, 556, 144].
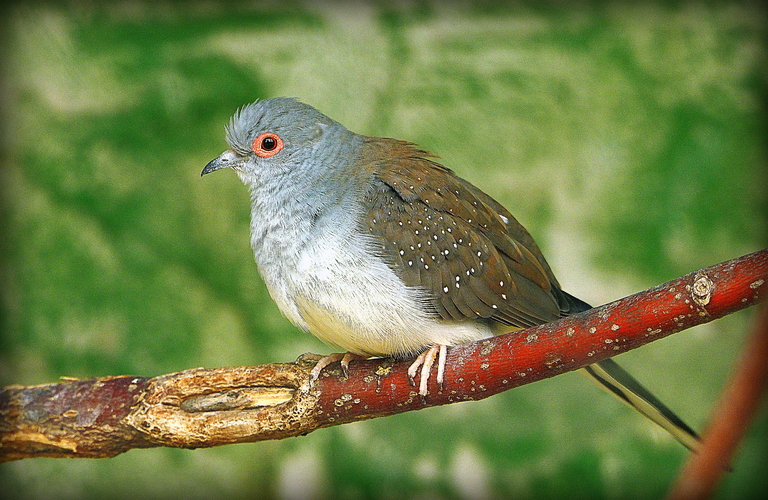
[581, 358, 700, 451]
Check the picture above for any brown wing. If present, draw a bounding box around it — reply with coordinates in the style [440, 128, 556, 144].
[360, 137, 566, 328]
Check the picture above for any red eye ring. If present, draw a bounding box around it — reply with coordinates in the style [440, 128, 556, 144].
[252, 132, 284, 157]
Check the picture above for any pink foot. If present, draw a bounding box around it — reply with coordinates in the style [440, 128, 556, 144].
[407, 344, 448, 396]
[309, 352, 368, 381]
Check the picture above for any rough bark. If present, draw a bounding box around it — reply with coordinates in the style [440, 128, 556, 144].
[1, 249, 766, 462]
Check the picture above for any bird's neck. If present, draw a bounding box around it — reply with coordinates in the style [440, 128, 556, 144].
[246, 138, 370, 272]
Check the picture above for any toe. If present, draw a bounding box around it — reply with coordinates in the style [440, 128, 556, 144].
[309, 352, 369, 381]
[309, 352, 346, 381]
[408, 349, 430, 385]
[408, 345, 443, 396]
[340, 352, 366, 377]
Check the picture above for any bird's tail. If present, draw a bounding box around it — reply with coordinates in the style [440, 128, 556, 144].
[581, 358, 700, 451]
[558, 290, 700, 451]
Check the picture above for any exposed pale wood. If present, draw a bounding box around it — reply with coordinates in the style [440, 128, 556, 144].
[1, 249, 765, 462]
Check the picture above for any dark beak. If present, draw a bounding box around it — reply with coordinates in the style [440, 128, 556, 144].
[201, 149, 243, 176]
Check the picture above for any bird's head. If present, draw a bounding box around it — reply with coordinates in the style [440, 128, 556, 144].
[202, 98, 362, 192]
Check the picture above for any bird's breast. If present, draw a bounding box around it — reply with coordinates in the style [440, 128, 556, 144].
[259, 226, 491, 356]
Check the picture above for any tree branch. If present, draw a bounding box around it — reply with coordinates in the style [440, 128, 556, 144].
[666, 302, 768, 500]
[1, 249, 766, 462]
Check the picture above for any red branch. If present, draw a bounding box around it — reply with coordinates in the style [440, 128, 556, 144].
[0, 249, 766, 463]
[313, 249, 768, 423]
[667, 302, 768, 500]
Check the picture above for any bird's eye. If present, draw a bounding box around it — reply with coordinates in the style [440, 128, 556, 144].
[252, 132, 284, 157]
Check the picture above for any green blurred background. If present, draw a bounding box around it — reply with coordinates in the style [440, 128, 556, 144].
[1, 1, 766, 499]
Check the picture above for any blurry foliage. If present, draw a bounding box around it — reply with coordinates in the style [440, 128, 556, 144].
[0, 1, 765, 499]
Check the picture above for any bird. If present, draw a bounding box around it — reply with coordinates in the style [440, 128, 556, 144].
[201, 97, 699, 451]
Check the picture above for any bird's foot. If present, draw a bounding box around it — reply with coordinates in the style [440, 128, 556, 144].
[308, 352, 368, 381]
[407, 344, 448, 397]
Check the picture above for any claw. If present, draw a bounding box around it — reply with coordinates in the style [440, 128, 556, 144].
[309, 352, 367, 381]
[407, 349, 429, 385]
[309, 353, 345, 381]
[340, 352, 364, 377]
[297, 352, 324, 362]
[407, 345, 447, 396]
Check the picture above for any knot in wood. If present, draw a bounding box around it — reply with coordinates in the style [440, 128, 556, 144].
[691, 274, 714, 307]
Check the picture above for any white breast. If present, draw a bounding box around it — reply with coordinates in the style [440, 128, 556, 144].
[261, 227, 491, 357]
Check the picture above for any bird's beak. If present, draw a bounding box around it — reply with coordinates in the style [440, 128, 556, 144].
[201, 149, 243, 177]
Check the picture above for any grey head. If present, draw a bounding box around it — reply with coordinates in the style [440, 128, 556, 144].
[201, 97, 371, 267]
[202, 97, 365, 198]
